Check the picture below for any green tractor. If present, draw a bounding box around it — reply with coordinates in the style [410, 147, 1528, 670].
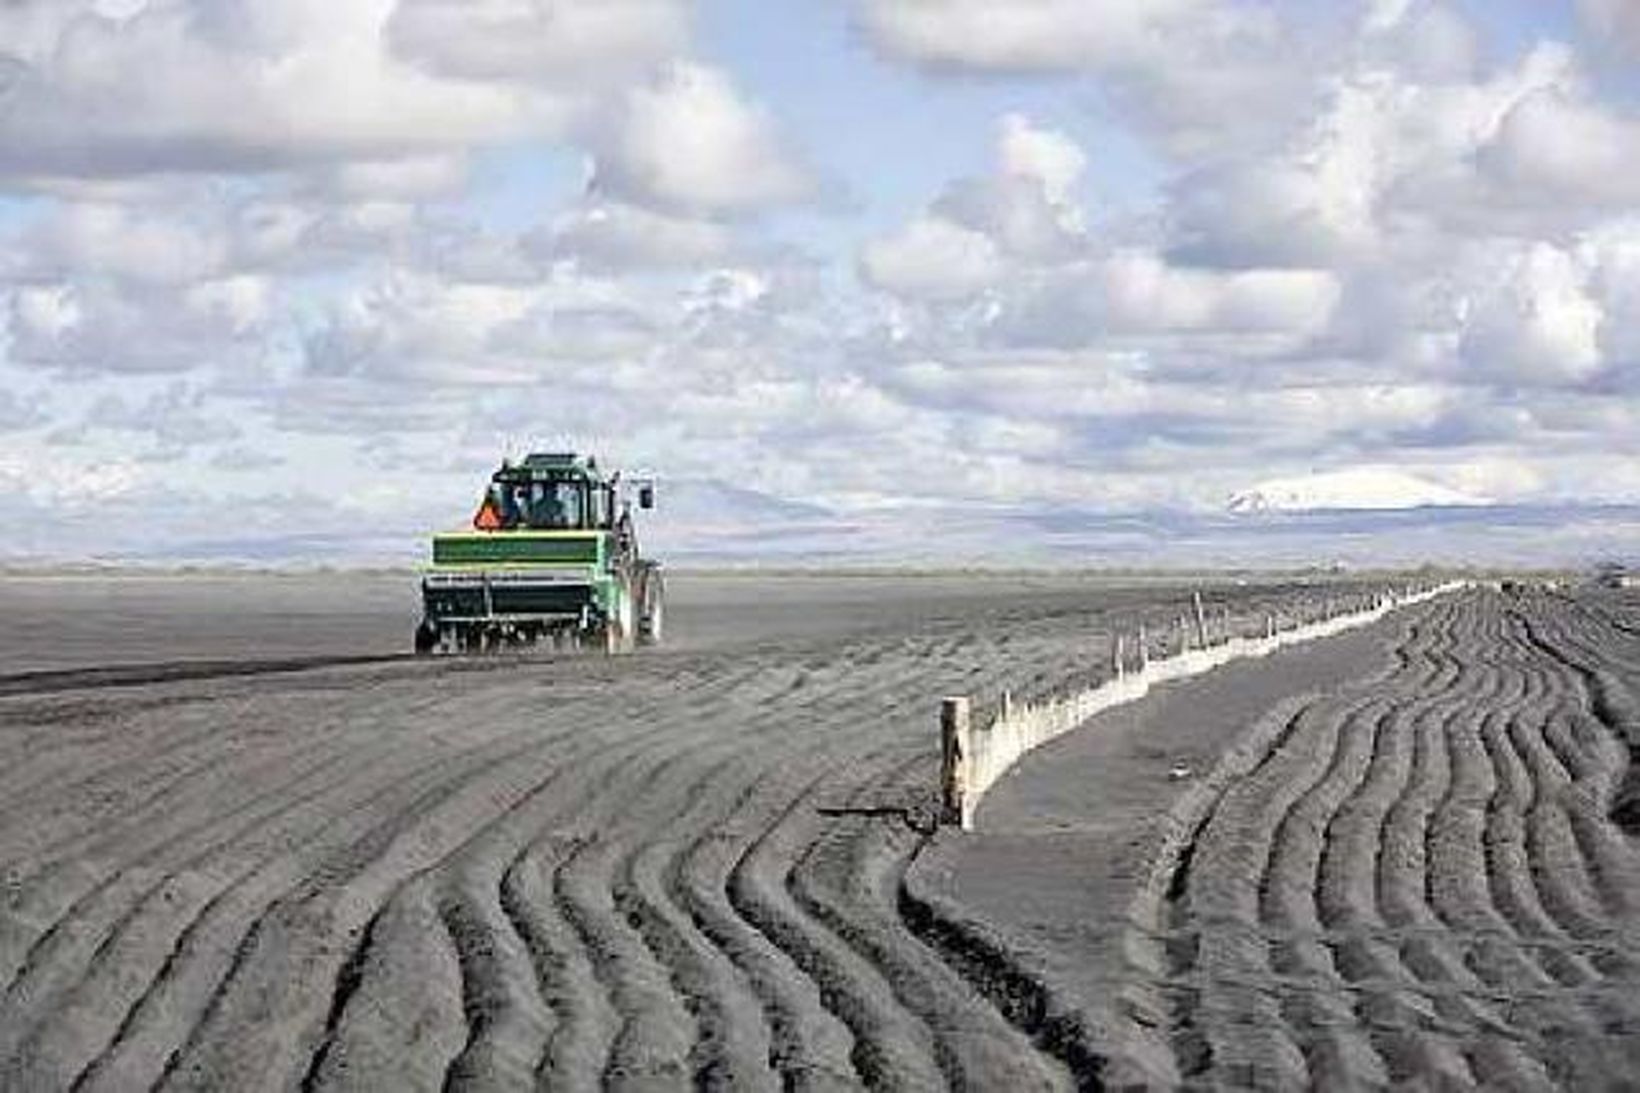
[415, 452, 663, 655]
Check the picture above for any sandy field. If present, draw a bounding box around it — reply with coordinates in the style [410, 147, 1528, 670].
[1, 574, 1634, 1090]
[923, 587, 1640, 1089]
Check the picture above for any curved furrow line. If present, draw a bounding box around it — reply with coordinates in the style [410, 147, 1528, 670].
[10, 739, 505, 1092]
[1186, 697, 1379, 1089]
[1378, 667, 1553, 1087]
[303, 874, 471, 1092]
[621, 835, 779, 1091]
[604, 726, 931, 1090]
[1475, 662, 1604, 987]
[1502, 679, 1640, 1063]
[728, 772, 948, 1089]
[1260, 697, 1396, 1088]
[501, 833, 614, 1093]
[1315, 681, 1478, 1083]
[69, 696, 694, 1093]
[667, 767, 860, 1090]
[484, 641, 961, 1090]
[542, 723, 835, 1088]
[416, 657, 816, 1091]
[788, 748, 1071, 1091]
[1425, 664, 1587, 1086]
[568, 754, 772, 1090]
[1110, 600, 1454, 1085]
[288, 659, 795, 1092]
[524, 648, 958, 1089]
[0, 695, 264, 809]
[1507, 702, 1630, 951]
[146, 703, 675, 1092]
[0, 686, 468, 873]
[0, 727, 471, 1065]
[64, 702, 645, 1093]
[1484, 607, 1640, 1078]
[0, 715, 449, 999]
[0, 667, 596, 982]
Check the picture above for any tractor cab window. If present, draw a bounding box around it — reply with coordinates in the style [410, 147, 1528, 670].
[513, 479, 584, 529]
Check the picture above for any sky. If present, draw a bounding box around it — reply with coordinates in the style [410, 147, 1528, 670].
[1, 0, 1639, 566]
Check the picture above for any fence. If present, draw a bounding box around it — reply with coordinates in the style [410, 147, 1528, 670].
[939, 582, 1466, 830]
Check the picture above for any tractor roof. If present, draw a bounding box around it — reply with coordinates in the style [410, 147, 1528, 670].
[494, 451, 612, 484]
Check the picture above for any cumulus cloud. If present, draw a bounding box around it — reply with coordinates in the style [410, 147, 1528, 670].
[590, 62, 811, 216]
[0, 0, 696, 186]
[8, 275, 275, 373]
[855, 0, 1215, 72]
[860, 113, 1088, 300]
[853, 0, 1310, 162]
[386, 0, 688, 85]
[859, 216, 1002, 300]
[1478, 87, 1640, 210]
[0, 1, 536, 180]
[1459, 242, 1604, 387]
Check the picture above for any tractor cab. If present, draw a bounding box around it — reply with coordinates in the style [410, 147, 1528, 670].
[477, 453, 637, 532]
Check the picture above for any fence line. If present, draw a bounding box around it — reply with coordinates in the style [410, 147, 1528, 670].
[939, 581, 1466, 830]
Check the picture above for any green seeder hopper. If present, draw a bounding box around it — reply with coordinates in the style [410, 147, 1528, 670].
[415, 452, 663, 655]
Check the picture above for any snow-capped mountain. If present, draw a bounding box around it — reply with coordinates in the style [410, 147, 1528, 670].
[1227, 468, 1489, 514]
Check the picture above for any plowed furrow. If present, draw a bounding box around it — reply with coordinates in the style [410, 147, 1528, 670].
[1135, 591, 1640, 1089]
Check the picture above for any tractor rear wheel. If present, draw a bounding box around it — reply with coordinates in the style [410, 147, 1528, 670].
[638, 570, 665, 647]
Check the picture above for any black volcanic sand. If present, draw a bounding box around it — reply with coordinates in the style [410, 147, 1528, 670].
[2, 574, 1634, 1091]
[914, 588, 1640, 1089]
[0, 571, 1308, 673]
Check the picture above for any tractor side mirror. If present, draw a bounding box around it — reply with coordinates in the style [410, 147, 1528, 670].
[638, 484, 655, 510]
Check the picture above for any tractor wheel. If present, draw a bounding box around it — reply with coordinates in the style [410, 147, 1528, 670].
[638, 571, 665, 647]
[414, 620, 438, 655]
[606, 584, 637, 655]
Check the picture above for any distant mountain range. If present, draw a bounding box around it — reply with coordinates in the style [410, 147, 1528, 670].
[3, 474, 1634, 572]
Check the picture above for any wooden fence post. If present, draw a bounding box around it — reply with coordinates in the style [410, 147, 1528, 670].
[940, 696, 971, 828]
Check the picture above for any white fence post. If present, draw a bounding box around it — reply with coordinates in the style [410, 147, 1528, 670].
[940, 696, 971, 828]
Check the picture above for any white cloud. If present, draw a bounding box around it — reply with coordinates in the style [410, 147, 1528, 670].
[13, 200, 230, 285]
[860, 113, 1090, 301]
[1459, 242, 1604, 386]
[590, 62, 810, 215]
[0, 1, 534, 180]
[7, 276, 275, 373]
[997, 113, 1087, 204]
[859, 216, 1002, 300]
[536, 202, 737, 272]
[386, 0, 688, 84]
[1582, 219, 1640, 369]
[1096, 251, 1341, 335]
[1577, 0, 1640, 56]
[0, 0, 693, 184]
[855, 0, 1212, 72]
[1478, 87, 1640, 209]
